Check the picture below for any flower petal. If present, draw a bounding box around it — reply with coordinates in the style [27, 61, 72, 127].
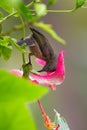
[36, 58, 46, 66]
[10, 69, 23, 77]
[29, 50, 65, 90]
[10, 69, 39, 84]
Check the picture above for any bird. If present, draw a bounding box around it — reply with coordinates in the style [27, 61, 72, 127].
[17, 27, 57, 72]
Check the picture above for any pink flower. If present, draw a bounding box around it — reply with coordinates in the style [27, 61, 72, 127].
[10, 50, 65, 90]
[29, 50, 65, 90]
[10, 69, 23, 77]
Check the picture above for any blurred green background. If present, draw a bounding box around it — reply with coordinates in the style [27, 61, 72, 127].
[0, 0, 87, 130]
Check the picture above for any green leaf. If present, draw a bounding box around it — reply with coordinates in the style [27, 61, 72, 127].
[0, 0, 35, 22]
[10, 0, 34, 20]
[35, 22, 66, 44]
[76, 0, 86, 9]
[0, 0, 16, 13]
[0, 36, 13, 60]
[0, 69, 48, 129]
[0, 0, 34, 21]
[0, 45, 12, 60]
[0, 36, 13, 46]
[18, 2, 34, 21]
[54, 109, 70, 130]
[0, 70, 48, 102]
[34, 3, 47, 16]
[0, 102, 36, 130]
[47, 0, 58, 7]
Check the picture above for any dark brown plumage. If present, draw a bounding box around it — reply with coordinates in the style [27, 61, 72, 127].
[17, 28, 57, 72]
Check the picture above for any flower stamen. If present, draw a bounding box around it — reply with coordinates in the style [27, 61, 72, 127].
[38, 99, 55, 130]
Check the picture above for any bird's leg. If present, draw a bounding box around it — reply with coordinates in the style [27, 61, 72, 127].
[28, 53, 33, 65]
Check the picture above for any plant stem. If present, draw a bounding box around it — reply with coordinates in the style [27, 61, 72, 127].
[0, 12, 17, 24]
[47, 9, 74, 13]
[0, 4, 74, 25]
[22, 53, 26, 64]
[27, 1, 34, 8]
[37, 99, 45, 115]
[19, 15, 25, 38]
[19, 15, 26, 68]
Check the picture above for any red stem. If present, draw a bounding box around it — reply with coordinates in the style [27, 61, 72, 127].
[55, 124, 60, 130]
[37, 99, 45, 115]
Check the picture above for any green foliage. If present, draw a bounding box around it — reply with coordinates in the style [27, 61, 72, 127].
[0, 70, 48, 102]
[0, 36, 13, 60]
[18, 2, 34, 21]
[0, 0, 34, 21]
[34, 3, 47, 16]
[35, 22, 66, 44]
[0, 102, 36, 130]
[76, 0, 86, 9]
[0, 0, 85, 129]
[0, 70, 48, 129]
[0, 36, 27, 60]
[0, 0, 17, 13]
[47, 0, 58, 7]
[0, 0, 67, 48]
